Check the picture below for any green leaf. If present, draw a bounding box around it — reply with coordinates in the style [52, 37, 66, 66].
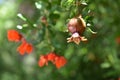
[101, 62, 111, 68]
[86, 27, 97, 34]
[17, 13, 27, 21]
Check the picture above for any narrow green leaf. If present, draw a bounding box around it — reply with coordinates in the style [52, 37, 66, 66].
[86, 27, 97, 34]
[17, 13, 27, 21]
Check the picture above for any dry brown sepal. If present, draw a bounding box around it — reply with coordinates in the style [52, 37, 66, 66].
[67, 32, 87, 45]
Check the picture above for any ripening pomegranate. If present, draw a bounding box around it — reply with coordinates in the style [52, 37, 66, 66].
[67, 15, 86, 35]
[67, 15, 87, 44]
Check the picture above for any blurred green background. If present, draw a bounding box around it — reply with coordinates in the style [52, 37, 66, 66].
[0, 0, 120, 80]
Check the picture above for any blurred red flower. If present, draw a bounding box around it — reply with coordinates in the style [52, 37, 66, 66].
[118, 77, 120, 80]
[116, 37, 120, 44]
[7, 30, 22, 42]
[17, 41, 33, 55]
[38, 55, 48, 67]
[54, 56, 67, 69]
[47, 52, 56, 62]
[38, 52, 67, 69]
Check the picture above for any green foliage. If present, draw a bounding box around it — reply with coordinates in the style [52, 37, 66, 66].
[0, 0, 120, 80]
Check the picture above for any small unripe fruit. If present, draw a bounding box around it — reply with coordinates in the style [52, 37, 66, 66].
[41, 16, 48, 26]
[67, 15, 86, 35]
[67, 15, 87, 44]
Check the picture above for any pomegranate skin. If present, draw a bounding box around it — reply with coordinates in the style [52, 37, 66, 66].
[67, 16, 86, 35]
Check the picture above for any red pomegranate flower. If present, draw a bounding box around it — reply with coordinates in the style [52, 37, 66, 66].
[7, 30, 22, 42]
[17, 41, 33, 55]
[38, 55, 48, 67]
[38, 52, 67, 69]
[116, 37, 120, 44]
[47, 52, 56, 62]
[54, 56, 67, 69]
